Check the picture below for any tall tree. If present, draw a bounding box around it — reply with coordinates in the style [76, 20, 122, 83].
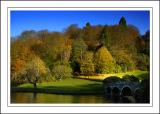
[72, 38, 87, 63]
[94, 46, 116, 73]
[71, 38, 87, 73]
[80, 51, 95, 75]
[119, 16, 127, 26]
[100, 26, 110, 50]
[86, 22, 91, 28]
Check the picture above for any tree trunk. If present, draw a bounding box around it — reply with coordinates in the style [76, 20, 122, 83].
[33, 83, 37, 89]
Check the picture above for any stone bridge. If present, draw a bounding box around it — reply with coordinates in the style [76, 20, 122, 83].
[103, 77, 141, 97]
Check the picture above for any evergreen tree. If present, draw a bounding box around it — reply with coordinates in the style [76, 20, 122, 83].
[119, 16, 127, 26]
[100, 26, 110, 49]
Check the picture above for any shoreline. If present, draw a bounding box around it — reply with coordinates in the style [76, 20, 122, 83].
[11, 87, 104, 95]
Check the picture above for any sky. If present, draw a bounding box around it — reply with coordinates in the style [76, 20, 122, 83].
[11, 11, 150, 37]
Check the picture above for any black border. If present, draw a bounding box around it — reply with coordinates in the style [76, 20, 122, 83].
[7, 7, 153, 107]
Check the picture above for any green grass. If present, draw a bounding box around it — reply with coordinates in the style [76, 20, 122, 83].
[15, 70, 149, 94]
[18, 78, 103, 94]
[76, 70, 149, 81]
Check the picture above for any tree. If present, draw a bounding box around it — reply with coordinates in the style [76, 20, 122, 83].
[80, 51, 95, 75]
[71, 38, 88, 73]
[100, 26, 110, 49]
[112, 50, 135, 72]
[83, 23, 102, 51]
[119, 16, 127, 26]
[11, 39, 32, 85]
[52, 61, 72, 80]
[86, 22, 91, 28]
[11, 58, 27, 85]
[65, 24, 82, 39]
[19, 30, 37, 40]
[24, 55, 48, 88]
[94, 46, 116, 73]
[136, 53, 149, 70]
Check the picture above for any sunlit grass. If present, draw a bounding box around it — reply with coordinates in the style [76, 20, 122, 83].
[77, 70, 149, 81]
[17, 70, 149, 94]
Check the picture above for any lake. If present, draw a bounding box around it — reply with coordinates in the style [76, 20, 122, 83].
[11, 92, 140, 103]
[11, 92, 111, 103]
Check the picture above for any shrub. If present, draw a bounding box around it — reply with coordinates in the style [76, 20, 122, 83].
[103, 76, 121, 84]
[52, 64, 72, 80]
[122, 75, 139, 83]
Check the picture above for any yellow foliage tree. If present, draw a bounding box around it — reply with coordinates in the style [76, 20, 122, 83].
[95, 46, 116, 73]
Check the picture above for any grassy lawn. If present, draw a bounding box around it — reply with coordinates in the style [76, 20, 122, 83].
[17, 78, 103, 94]
[14, 70, 149, 94]
[76, 70, 149, 81]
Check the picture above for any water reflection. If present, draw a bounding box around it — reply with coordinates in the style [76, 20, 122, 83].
[11, 92, 145, 103]
[11, 92, 110, 103]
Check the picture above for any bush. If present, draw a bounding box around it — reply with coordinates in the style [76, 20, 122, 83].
[136, 53, 149, 71]
[122, 75, 139, 83]
[52, 64, 72, 80]
[114, 64, 122, 73]
[103, 76, 121, 84]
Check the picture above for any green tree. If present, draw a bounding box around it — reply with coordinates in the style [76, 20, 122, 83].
[136, 53, 149, 70]
[71, 38, 87, 73]
[52, 61, 72, 80]
[86, 22, 91, 28]
[80, 51, 95, 75]
[119, 16, 127, 26]
[100, 26, 110, 49]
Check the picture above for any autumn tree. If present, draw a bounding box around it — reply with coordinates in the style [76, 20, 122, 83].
[112, 50, 135, 72]
[65, 24, 82, 39]
[94, 46, 116, 73]
[24, 55, 49, 88]
[11, 39, 32, 85]
[83, 23, 103, 51]
[80, 51, 95, 75]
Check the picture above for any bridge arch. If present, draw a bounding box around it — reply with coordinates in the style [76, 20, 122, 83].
[112, 86, 120, 96]
[121, 86, 132, 96]
[106, 87, 112, 95]
[134, 88, 142, 97]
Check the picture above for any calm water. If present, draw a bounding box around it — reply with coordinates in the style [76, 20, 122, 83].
[11, 92, 140, 103]
[11, 92, 111, 103]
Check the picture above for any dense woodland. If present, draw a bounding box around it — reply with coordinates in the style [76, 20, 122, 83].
[11, 17, 150, 86]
